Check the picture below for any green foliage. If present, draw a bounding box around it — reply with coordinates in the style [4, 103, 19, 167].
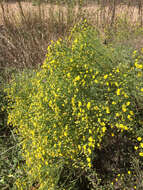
[0, 128, 23, 190]
[6, 22, 143, 189]
[0, 77, 6, 130]
[104, 15, 143, 48]
[0, 79, 14, 189]
[0, 74, 25, 190]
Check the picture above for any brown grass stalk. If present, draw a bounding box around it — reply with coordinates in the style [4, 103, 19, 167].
[0, 0, 143, 80]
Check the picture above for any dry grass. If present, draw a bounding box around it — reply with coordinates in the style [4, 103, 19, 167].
[0, 1, 82, 79]
[0, 1, 143, 80]
[0, 2, 141, 25]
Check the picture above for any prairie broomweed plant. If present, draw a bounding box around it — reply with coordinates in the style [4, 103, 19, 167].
[5, 22, 143, 189]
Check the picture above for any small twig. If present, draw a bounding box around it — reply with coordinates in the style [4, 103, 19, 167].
[10, 129, 17, 141]
[0, 1, 6, 23]
[17, 0, 27, 24]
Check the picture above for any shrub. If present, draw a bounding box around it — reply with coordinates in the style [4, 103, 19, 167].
[6, 22, 143, 189]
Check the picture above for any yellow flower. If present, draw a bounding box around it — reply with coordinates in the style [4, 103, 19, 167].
[116, 68, 119, 73]
[89, 129, 92, 134]
[141, 88, 143, 92]
[139, 152, 143, 157]
[122, 104, 127, 112]
[116, 113, 120, 117]
[126, 101, 130, 106]
[105, 107, 110, 114]
[101, 122, 105, 126]
[83, 144, 86, 151]
[88, 163, 92, 168]
[94, 106, 99, 110]
[124, 93, 128, 98]
[140, 143, 143, 148]
[88, 148, 92, 154]
[74, 75, 80, 81]
[88, 136, 93, 142]
[87, 102, 91, 110]
[115, 82, 119, 87]
[112, 101, 116, 105]
[134, 146, 138, 150]
[104, 75, 108, 79]
[102, 127, 107, 133]
[128, 171, 131, 175]
[137, 137, 142, 141]
[130, 111, 134, 115]
[116, 88, 121, 95]
[127, 115, 132, 121]
[78, 145, 81, 150]
[87, 157, 91, 162]
[119, 123, 128, 130]
[64, 132, 67, 136]
[67, 73, 71, 78]
[135, 62, 142, 69]
[137, 72, 142, 77]
[74, 38, 78, 43]
[106, 82, 109, 86]
[97, 143, 100, 148]
[78, 101, 82, 107]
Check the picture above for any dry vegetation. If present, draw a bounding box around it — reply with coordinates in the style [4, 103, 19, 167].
[0, 1, 142, 25]
[0, 1, 143, 77]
